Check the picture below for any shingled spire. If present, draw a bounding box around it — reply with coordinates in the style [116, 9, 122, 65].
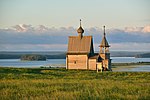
[100, 26, 109, 47]
[99, 26, 110, 54]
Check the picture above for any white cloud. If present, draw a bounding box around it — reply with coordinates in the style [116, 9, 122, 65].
[10, 24, 77, 36]
[124, 25, 150, 33]
[142, 25, 150, 33]
[12, 24, 33, 32]
[0, 24, 150, 51]
[125, 27, 142, 32]
[37, 25, 49, 32]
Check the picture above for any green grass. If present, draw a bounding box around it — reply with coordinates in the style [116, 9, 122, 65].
[0, 67, 150, 100]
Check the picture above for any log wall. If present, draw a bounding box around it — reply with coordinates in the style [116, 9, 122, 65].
[67, 55, 88, 69]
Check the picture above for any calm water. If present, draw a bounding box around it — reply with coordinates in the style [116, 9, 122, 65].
[114, 65, 150, 72]
[0, 57, 150, 72]
[111, 57, 150, 63]
[0, 59, 66, 68]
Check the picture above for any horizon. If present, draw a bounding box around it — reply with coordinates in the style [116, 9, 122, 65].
[0, 50, 150, 52]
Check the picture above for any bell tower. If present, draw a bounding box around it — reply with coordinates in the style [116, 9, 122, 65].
[99, 26, 111, 71]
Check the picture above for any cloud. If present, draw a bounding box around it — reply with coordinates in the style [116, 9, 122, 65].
[92, 26, 150, 44]
[124, 27, 143, 33]
[0, 24, 150, 51]
[12, 24, 34, 32]
[124, 25, 150, 33]
[110, 43, 150, 51]
[0, 44, 67, 51]
[37, 25, 49, 32]
[142, 25, 150, 33]
[94, 43, 150, 51]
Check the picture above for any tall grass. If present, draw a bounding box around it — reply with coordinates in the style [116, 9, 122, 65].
[0, 67, 150, 100]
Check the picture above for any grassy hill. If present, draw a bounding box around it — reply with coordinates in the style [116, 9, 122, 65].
[0, 67, 150, 100]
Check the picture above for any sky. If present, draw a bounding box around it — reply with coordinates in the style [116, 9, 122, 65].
[0, 0, 150, 51]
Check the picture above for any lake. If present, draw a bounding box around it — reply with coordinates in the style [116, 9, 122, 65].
[113, 65, 150, 72]
[0, 59, 66, 68]
[0, 57, 150, 72]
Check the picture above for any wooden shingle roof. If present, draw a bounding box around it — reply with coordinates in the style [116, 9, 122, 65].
[100, 26, 110, 47]
[99, 36, 110, 47]
[67, 36, 93, 53]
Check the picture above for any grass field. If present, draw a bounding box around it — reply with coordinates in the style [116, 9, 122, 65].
[0, 67, 150, 100]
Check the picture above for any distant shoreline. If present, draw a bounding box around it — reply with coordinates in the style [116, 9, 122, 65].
[0, 51, 150, 59]
[112, 62, 150, 66]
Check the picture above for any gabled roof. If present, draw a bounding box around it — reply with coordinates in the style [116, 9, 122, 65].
[99, 36, 110, 47]
[67, 36, 93, 53]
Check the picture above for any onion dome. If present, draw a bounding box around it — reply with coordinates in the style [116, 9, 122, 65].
[77, 19, 84, 33]
[77, 26, 84, 33]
